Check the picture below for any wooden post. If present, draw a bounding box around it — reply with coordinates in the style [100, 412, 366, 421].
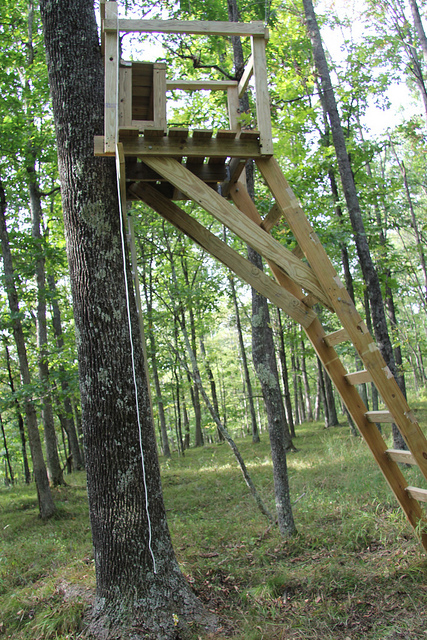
[119, 63, 132, 127]
[227, 86, 240, 132]
[104, 1, 119, 154]
[251, 36, 273, 155]
[153, 63, 167, 132]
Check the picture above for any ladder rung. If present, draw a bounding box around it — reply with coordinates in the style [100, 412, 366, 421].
[406, 486, 427, 502]
[365, 410, 394, 423]
[324, 328, 349, 348]
[345, 370, 373, 385]
[386, 449, 417, 465]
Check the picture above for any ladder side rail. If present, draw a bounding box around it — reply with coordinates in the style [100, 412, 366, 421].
[228, 180, 427, 550]
[257, 157, 427, 482]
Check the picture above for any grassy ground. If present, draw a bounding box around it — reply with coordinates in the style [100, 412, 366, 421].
[1, 406, 427, 639]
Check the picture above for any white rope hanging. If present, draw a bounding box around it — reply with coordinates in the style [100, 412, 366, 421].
[113, 8, 157, 575]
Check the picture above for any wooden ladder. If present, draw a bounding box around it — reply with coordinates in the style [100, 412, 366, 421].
[252, 157, 427, 551]
[124, 150, 427, 550]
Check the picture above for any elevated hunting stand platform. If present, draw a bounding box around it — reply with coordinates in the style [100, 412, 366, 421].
[96, 0, 427, 550]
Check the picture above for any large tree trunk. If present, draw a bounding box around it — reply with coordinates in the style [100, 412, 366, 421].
[302, 0, 406, 449]
[0, 178, 55, 518]
[39, 1, 214, 636]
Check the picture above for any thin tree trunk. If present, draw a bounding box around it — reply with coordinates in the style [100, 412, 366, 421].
[199, 336, 224, 441]
[183, 398, 190, 450]
[229, 274, 260, 442]
[48, 273, 84, 470]
[276, 309, 296, 437]
[410, 0, 427, 63]
[324, 365, 339, 427]
[228, 12, 297, 549]
[4, 340, 31, 483]
[181, 254, 204, 447]
[300, 335, 313, 421]
[0, 414, 14, 485]
[317, 358, 329, 427]
[140, 247, 171, 457]
[178, 322, 274, 524]
[0, 177, 55, 517]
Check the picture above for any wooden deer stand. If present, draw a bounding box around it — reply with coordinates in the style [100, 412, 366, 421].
[96, 0, 427, 550]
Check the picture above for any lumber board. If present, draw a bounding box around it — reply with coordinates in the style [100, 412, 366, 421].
[119, 67, 132, 127]
[126, 161, 226, 183]
[365, 410, 394, 423]
[167, 80, 238, 91]
[386, 449, 417, 465]
[345, 370, 373, 385]
[227, 182, 330, 307]
[105, 19, 268, 37]
[104, 2, 119, 154]
[251, 37, 273, 155]
[119, 126, 139, 139]
[100, 0, 106, 55]
[257, 156, 427, 484]
[94, 134, 261, 158]
[153, 63, 167, 131]
[261, 202, 282, 232]
[209, 130, 237, 166]
[406, 486, 427, 502]
[238, 55, 254, 98]
[227, 86, 241, 134]
[221, 157, 247, 196]
[324, 328, 349, 347]
[142, 157, 330, 306]
[187, 130, 213, 165]
[130, 182, 316, 328]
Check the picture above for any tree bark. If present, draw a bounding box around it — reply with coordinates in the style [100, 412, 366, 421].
[0, 177, 55, 517]
[300, 336, 313, 422]
[0, 414, 14, 485]
[276, 309, 295, 438]
[39, 0, 214, 635]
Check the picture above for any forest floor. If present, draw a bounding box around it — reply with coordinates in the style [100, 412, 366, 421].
[1, 402, 427, 639]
